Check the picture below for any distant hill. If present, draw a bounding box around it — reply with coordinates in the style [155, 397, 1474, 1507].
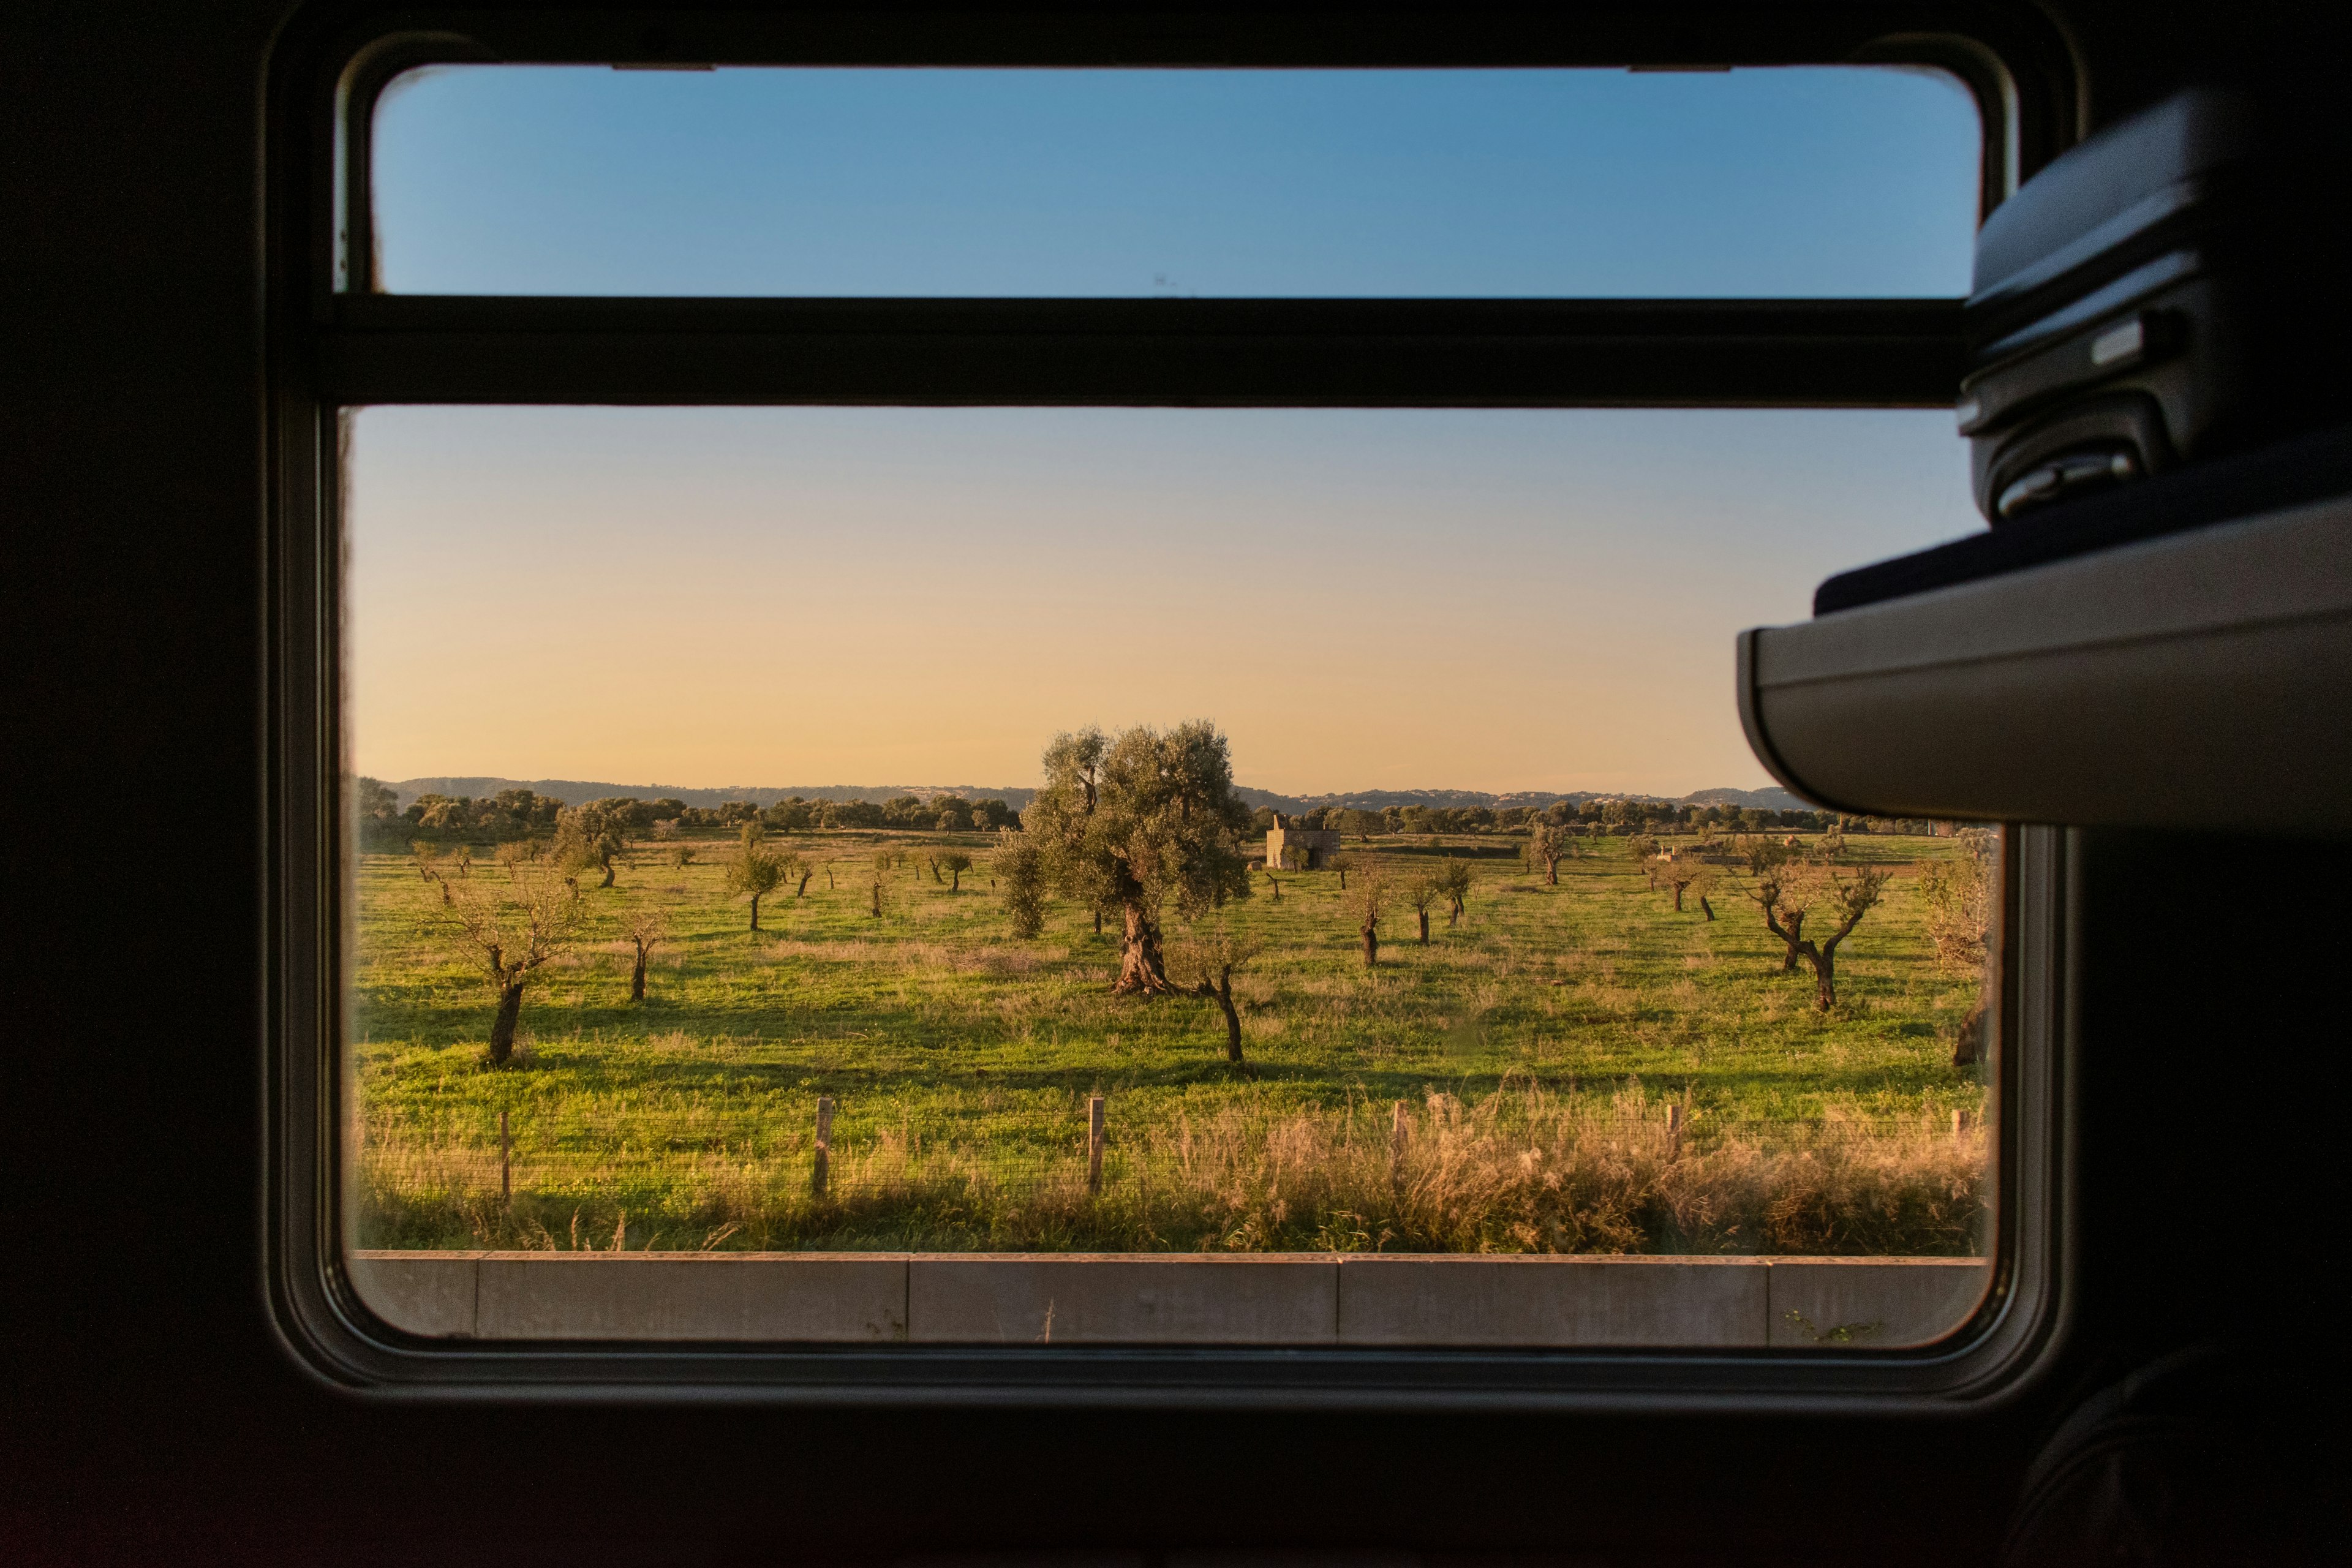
[385, 775, 1810, 815]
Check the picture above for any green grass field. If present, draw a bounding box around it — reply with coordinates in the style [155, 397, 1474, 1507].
[352, 831, 1991, 1256]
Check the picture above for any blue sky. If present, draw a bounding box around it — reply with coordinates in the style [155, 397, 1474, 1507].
[374, 66, 1980, 296]
[353, 67, 1984, 795]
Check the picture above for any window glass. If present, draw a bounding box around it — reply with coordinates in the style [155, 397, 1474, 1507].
[370, 66, 1980, 296]
[344, 406, 1999, 1346]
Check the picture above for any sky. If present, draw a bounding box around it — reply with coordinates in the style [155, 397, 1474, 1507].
[352, 67, 1985, 797]
[374, 65, 1979, 297]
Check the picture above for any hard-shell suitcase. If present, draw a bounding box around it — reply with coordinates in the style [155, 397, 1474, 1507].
[1960, 87, 2346, 522]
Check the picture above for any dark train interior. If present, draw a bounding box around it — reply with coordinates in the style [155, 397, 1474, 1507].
[7, 2, 2348, 1564]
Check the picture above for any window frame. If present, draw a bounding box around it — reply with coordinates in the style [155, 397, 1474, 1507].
[265, 1, 2084, 1408]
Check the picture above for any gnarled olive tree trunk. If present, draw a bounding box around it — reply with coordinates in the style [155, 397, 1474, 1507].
[1113, 901, 1173, 994]
[1362, 916, 1379, 968]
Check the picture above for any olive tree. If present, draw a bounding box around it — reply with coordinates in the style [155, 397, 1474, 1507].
[1662, 857, 1717, 914]
[552, 804, 628, 888]
[1352, 863, 1390, 967]
[938, 850, 973, 891]
[1736, 837, 1803, 964]
[1021, 723, 1253, 995]
[723, 824, 790, 931]
[992, 832, 1047, 937]
[1434, 858, 1473, 926]
[1523, 823, 1569, 884]
[620, 896, 668, 1003]
[1788, 864, 1892, 1010]
[1746, 864, 1811, 973]
[1401, 872, 1439, 944]
[437, 860, 583, 1065]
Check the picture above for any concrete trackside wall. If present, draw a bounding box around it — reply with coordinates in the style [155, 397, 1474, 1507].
[345, 1252, 1991, 1349]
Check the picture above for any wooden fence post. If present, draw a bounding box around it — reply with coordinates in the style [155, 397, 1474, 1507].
[1087, 1095, 1106, 1194]
[813, 1096, 834, 1196]
[499, 1109, 511, 1206]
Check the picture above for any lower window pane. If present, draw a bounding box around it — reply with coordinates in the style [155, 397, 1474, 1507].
[342, 406, 1999, 1346]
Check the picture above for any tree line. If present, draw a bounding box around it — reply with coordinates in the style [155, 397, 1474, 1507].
[356, 777, 1018, 850]
[385, 733, 1985, 1073]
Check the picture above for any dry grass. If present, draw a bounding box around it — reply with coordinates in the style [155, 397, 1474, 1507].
[356, 1078, 1984, 1256]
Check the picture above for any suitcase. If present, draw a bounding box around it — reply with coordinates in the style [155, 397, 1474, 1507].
[1959, 87, 2346, 523]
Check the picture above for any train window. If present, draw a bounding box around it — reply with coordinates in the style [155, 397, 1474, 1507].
[339, 404, 2003, 1351]
[272, 14, 2071, 1400]
[364, 66, 1980, 298]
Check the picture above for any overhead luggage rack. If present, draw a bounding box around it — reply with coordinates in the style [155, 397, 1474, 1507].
[1738, 489, 2352, 834]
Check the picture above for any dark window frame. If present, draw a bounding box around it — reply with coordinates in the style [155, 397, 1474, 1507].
[264, 1, 2084, 1408]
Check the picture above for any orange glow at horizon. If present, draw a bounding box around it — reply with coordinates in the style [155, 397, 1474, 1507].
[348, 406, 1979, 798]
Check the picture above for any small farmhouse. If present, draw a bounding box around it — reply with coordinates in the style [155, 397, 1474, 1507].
[1264, 814, 1343, 870]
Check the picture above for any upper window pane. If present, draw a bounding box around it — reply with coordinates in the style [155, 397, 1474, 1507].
[369, 66, 1981, 297]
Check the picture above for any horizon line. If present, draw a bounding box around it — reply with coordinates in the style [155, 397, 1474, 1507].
[368, 769, 1793, 802]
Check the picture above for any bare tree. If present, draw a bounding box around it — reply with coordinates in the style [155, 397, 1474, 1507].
[1401, 872, 1439, 944]
[1167, 924, 1262, 1074]
[1353, 863, 1390, 967]
[1434, 858, 1472, 927]
[448, 843, 473, 879]
[1332, 851, 1354, 892]
[1787, 865, 1892, 1010]
[1662, 858, 1717, 914]
[1746, 866, 1812, 973]
[1918, 829, 1996, 970]
[437, 861, 583, 1066]
[1736, 837, 1803, 963]
[1260, 861, 1283, 901]
[786, 853, 815, 897]
[619, 896, 668, 1003]
[723, 825, 790, 931]
[410, 840, 442, 883]
[495, 840, 533, 879]
[938, 850, 973, 891]
[1921, 828, 1999, 1067]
